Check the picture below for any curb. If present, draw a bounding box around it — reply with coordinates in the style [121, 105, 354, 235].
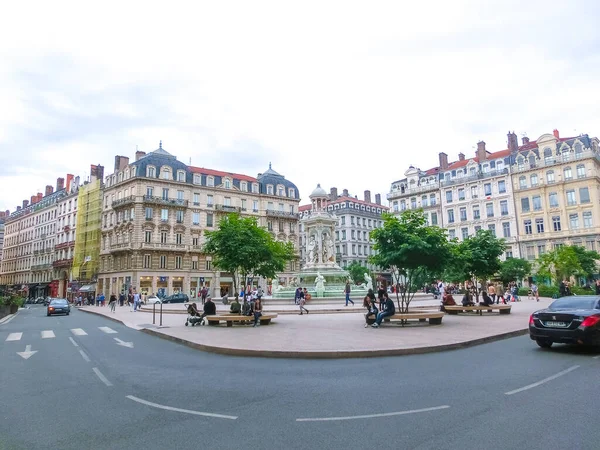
[78, 306, 530, 359]
[0, 311, 18, 325]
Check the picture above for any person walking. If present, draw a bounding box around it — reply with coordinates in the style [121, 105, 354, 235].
[298, 288, 309, 315]
[344, 281, 354, 306]
[133, 290, 140, 312]
[531, 282, 539, 302]
[109, 293, 117, 313]
[294, 287, 302, 305]
[253, 298, 263, 327]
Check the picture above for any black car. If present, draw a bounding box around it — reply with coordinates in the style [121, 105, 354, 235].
[161, 293, 189, 304]
[47, 299, 71, 316]
[529, 296, 600, 348]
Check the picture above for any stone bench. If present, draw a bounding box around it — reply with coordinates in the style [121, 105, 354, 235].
[368, 310, 444, 326]
[205, 313, 278, 327]
[444, 305, 511, 316]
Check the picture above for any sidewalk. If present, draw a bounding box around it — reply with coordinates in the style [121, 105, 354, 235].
[78, 298, 552, 358]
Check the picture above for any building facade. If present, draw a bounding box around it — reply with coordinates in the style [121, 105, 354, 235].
[388, 166, 441, 227]
[299, 187, 387, 271]
[53, 175, 79, 298]
[0, 210, 8, 267]
[98, 143, 300, 299]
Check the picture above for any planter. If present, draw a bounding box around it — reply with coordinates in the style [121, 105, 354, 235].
[0, 305, 10, 320]
[10, 304, 18, 314]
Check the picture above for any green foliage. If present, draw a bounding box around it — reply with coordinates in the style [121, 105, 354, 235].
[518, 287, 530, 296]
[203, 213, 296, 297]
[571, 285, 594, 295]
[538, 285, 559, 298]
[1, 296, 24, 307]
[345, 261, 367, 285]
[535, 245, 600, 283]
[498, 258, 532, 285]
[370, 210, 450, 312]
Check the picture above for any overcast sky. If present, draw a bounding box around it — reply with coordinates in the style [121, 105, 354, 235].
[1, 0, 599, 212]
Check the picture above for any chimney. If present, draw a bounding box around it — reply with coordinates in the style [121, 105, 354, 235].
[66, 174, 74, 192]
[5, 210, 9, 217]
[522, 136, 530, 145]
[37, 193, 43, 203]
[22, 200, 29, 208]
[45, 185, 54, 197]
[364, 190, 371, 203]
[30, 195, 37, 205]
[17, 206, 22, 211]
[56, 177, 65, 191]
[476, 141, 487, 162]
[330, 187, 338, 200]
[458, 153, 465, 161]
[553, 129, 560, 138]
[507, 131, 519, 153]
[439, 152, 448, 170]
[90, 164, 105, 183]
[375, 194, 381, 205]
[114, 155, 129, 171]
[342, 189, 349, 197]
[135, 150, 146, 161]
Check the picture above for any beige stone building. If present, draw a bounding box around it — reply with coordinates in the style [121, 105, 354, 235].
[98, 144, 300, 299]
[511, 131, 600, 260]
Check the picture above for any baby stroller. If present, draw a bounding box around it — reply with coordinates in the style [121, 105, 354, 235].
[185, 303, 204, 326]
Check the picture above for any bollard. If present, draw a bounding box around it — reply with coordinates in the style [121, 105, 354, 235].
[153, 303, 156, 325]
[160, 302, 163, 327]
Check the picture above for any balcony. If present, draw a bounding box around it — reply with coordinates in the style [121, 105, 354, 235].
[265, 209, 297, 218]
[513, 150, 600, 173]
[387, 182, 440, 200]
[110, 242, 134, 252]
[112, 195, 136, 208]
[142, 195, 188, 207]
[31, 263, 53, 271]
[53, 258, 73, 269]
[441, 168, 509, 187]
[140, 242, 187, 251]
[215, 204, 241, 213]
[55, 240, 75, 250]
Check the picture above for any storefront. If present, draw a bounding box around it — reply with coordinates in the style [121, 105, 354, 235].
[139, 276, 152, 296]
[172, 276, 183, 294]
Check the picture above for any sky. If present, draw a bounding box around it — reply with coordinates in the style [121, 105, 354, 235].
[1, 0, 599, 212]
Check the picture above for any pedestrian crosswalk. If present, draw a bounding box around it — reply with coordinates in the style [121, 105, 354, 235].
[4, 327, 119, 341]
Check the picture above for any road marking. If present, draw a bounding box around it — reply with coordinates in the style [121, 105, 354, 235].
[69, 337, 79, 347]
[17, 345, 37, 360]
[98, 326, 118, 334]
[505, 365, 580, 396]
[114, 338, 134, 348]
[126, 395, 238, 420]
[71, 328, 87, 336]
[79, 350, 90, 362]
[296, 405, 450, 422]
[593, 355, 600, 359]
[92, 368, 113, 387]
[41, 330, 55, 339]
[6, 332, 22, 341]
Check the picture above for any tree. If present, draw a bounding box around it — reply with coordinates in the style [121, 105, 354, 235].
[498, 258, 532, 285]
[346, 261, 367, 286]
[535, 245, 600, 283]
[203, 213, 296, 298]
[446, 230, 505, 300]
[370, 210, 450, 313]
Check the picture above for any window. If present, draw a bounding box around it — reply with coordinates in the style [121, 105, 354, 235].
[192, 212, 200, 225]
[207, 177, 214, 187]
[177, 171, 185, 182]
[552, 216, 561, 231]
[192, 237, 199, 246]
[430, 194, 436, 205]
[206, 260, 212, 270]
[159, 255, 166, 269]
[144, 231, 152, 243]
[458, 188, 465, 201]
[289, 188, 295, 198]
[267, 185, 274, 195]
[500, 200, 508, 216]
[563, 167, 572, 180]
[240, 182, 247, 192]
[400, 200, 406, 211]
[549, 192, 559, 208]
[446, 191, 453, 203]
[537, 245, 546, 256]
[143, 255, 151, 268]
[461, 228, 469, 239]
[487, 224, 496, 237]
[224, 179, 231, 189]
[175, 256, 182, 269]
[526, 245, 535, 260]
[524, 220, 532, 235]
[484, 183, 492, 196]
[473, 206, 480, 220]
[502, 222, 511, 238]
[544, 148, 553, 164]
[342, 230, 346, 240]
[521, 197, 530, 213]
[177, 190, 184, 200]
[577, 164, 586, 178]
[252, 200, 258, 212]
[176, 233, 182, 244]
[447, 209, 455, 224]
[277, 187, 284, 196]
[145, 207, 153, 220]
[192, 260, 198, 270]
[422, 195, 428, 207]
[206, 213, 213, 227]
[497, 161, 504, 172]
[486, 203, 494, 218]
[580, 187, 590, 203]
[278, 203, 284, 212]
[498, 180, 506, 193]
[532, 195, 542, 211]
[351, 230, 356, 239]
[448, 229, 456, 239]
[411, 197, 417, 209]
[460, 207, 467, 221]
[341, 216, 346, 225]
[471, 186, 478, 198]
[147, 166, 156, 177]
[530, 174, 538, 187]
[351, 216, 355, 225]
[160, 231, 168, 244]
[519, 176, 527, 189]
[207, 195, 214, 206]
[505, 251, 513, 259]
[161, 168, 171, 180]
[290, 223, 295, 233]
[193, 174, 201, 185]
[536, 218, 544, 233]
[352, 244, 356, 255]
[162, 188, 169, 200]
[569, 213, 579, 229]
[431, 212, 438, 226]
[546, 170, 555, 183]
[224, 197, 231, 207]
[193, 193, 200, 205]
[241, 199, 247, 211]
[146, 187, 153, 197]
[474, 225, 481, 233]
[393, 201, 399, 212]
[583, 211, 593, 228]
[161, 209, 168, 221]
[566, 190, 577, 206]
[278, 221, 284, 232]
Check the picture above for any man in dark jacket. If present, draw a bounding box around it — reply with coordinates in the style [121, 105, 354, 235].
[200, 297, 216, 324]
[372, 294, 395, 328]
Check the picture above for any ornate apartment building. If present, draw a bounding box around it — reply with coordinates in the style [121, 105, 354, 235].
[511, 130, 600, 260]
[0, 210, 8, 265]
[98, 143, 300, 299]
[388, 166, 441, 227]
[299, 187, 387, 271]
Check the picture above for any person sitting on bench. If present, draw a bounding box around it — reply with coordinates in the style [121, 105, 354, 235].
[230, 297, 241, 314]
[241, 298, 253, 316]
[441, 293, 457, 311]
[199, 297, 217, 324]
[462, 291, 475, 307]
[372, 293, 395, 328]
[479, 291, 494, 307]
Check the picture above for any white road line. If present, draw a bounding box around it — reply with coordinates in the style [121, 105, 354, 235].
[98, 326, 118, 334]
[71, 328, 87, 336]
[126, 395, 238, 420]
[92, 368, 113, 387]
[41, 330, 55, 339]
[6, 332, 22, 341]
[79, 350, 91, 362]
[0, 310, 19, 325]
[69, 337, 79, 347]
[296, 405, 451, 422]
[593, 355, 600, 359]
[505, 365, 580, 396]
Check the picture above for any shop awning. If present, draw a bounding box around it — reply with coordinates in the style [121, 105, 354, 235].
[78, 284, 97, 292]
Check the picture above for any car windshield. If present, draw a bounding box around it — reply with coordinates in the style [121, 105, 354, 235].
[50, 300, 68, 305]
[549, 297, 599, 311]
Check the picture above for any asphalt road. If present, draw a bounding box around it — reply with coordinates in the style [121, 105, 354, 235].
[1, 305, 599, 450]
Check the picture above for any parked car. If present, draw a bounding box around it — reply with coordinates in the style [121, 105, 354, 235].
[146, 295, 162, 304]
[529, 295, 600, 349]
[161, 293, 189, 304]
[47, 299, 71, 316]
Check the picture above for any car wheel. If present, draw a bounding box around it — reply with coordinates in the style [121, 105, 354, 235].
[66, 312, 70, 315]
[536, 339, 553, 349]
[47, 313, 50, 317]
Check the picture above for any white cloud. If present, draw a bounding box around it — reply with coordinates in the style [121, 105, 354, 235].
[0, 0, 599, 211]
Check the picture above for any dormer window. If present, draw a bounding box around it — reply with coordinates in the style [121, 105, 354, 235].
[289, 188, 295, 198]
[241, 182, 247, 192]
[224, 179, 231, 189]
[267, 185, 274, 195]
[131, 166, 136, 177]
[147, 166, 156, 178]
[118, 173, 123, 182]
[177, 171, 186, 182]
[252, 183, 259, 193]
[278, 186, 284, 196]
[161, 168, 171, 180]
[496, 161, 504, 172]
[193, 174, 201, 185]
[124, 169, 130, 179]
[112, 175, 117, 185]
[207, 176, 214, 187]
[482, 164, 489, 173]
